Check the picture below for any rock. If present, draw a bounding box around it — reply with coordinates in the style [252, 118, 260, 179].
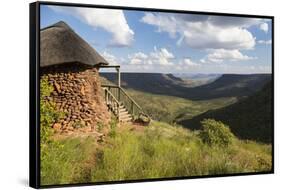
[71, 115, 77, 119]
[65, 131, 74, 135]
[52, 123, 61, 132]
[68, 126, 74, 131]
[54, 81, 61, 93]
[81, 86, 85, 96]
[81, 126, 92, 133]
[97, 133, 105, 143]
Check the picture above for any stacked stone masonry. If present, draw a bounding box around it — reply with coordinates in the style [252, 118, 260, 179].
[41, 63, 110, 133]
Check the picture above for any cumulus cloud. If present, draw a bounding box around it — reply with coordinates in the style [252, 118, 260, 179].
[141, 13, 259, 50]
[141, 13, 179, 38]
[258, 39, 272, 45]
[128, 47, 175, 66]
[182, 23, 255, 50]
[128, 52, 148, 65]
[208, 16, 264, 28]
[101, 51, 127, 65]
[141, 13, 270, 66]
[202, 49, 257, 63]
[259, 23, 269, 33]
[49, 6, 134, 47]
[179, 58, 201, 67]
[127, 48, 202, 72]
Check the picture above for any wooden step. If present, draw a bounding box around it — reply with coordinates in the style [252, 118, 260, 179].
[119, 111, 129, 116]
[119, 108, 127, 112]
[119, 114, 131, 120]
[120, 116, 132, 122]
[119, 112, 133, 122]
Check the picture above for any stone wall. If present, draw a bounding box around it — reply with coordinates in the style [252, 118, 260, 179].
[41, 63, 110, 133]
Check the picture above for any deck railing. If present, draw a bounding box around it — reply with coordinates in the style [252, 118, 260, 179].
[102, 85, 149, 121]
[103, 87, 120, 121]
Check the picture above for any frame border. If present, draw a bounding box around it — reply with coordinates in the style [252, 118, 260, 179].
[30, 2, 40, 189]
[29, 1, 274, 189]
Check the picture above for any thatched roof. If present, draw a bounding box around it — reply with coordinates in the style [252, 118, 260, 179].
[40, 21, 109, 67]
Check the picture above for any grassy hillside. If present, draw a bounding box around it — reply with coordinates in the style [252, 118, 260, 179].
[41, 72, 273, 186]
[41, 120, 272, 185]
[126, 89, 237, 123]
[101, 73, 271, 100]
[179, 81, 273, 143]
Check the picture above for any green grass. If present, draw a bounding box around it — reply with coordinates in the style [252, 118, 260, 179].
[41, 136, 98, 185]
[126, 89, 237, 123]
[41, 78, 271, 185]
[41, 120, 272, 185]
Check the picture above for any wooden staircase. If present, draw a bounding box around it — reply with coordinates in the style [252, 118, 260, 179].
[102, 85, 149, 123]
[118, 104, 133, 123]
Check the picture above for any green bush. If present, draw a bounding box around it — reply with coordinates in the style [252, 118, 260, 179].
[199, 119, 234, 147]
[108, 117, 118, 138]
[40, 77, 64, 183]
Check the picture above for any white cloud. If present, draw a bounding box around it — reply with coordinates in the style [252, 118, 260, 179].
[179, 58, 201, 67]
[259, 23, 269, 33]
[102, 51, 120, 65]
[209, 16, 264, 28]
[202, 49, 257, 63]
[128, 52, 148, 65]
[141, 13, 179, 38]
[127, 48, 201, 72]
[128, 47, 175, 66]
[258, 39, 272, 45]
[182, 23, 255, 50]
[141, 13, 261, 50]
[101, 50, 268, 74]
[49, 6, 134, 47]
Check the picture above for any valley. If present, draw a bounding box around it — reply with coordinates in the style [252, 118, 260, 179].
[101, 72, 272, 143]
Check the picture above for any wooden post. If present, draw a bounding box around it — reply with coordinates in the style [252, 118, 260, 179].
[105, 90, 108, 105]
[116, 67, 121, 88]
[116, 67, 121, 101]
[131, 101, 134, 118]
[117, 103, 120, 122]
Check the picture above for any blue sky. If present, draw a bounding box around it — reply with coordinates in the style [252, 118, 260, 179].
[41, 5, 272, 74]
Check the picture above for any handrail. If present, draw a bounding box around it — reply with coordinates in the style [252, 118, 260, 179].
[104, 88, 119, 105]
[101, 84, 119, 88]
[102, 84, 150, 121]
[103, 87, 120, 121]
[119, 87, 143, 112]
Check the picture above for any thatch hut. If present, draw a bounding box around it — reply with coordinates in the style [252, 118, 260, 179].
[40, 21, 110, 133]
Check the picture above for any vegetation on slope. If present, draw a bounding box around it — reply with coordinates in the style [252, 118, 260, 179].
[40, 77, 65, 184]
[41, 119, 272, 185]
[126, 89, 237, 123]
[179, 82, 273, 143]
[40, 75, 273, 186]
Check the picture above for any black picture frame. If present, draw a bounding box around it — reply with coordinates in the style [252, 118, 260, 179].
[30, 1, 274, 188]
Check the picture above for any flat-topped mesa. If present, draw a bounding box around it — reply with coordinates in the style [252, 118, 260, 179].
[40, 21, 110, 134]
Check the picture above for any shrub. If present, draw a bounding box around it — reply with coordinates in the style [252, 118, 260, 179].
[40, 77, 64, 183]
[108, 117, 118, 138]
[199, 119, 234, 147]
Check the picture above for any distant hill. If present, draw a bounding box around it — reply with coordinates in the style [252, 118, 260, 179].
[101, 73, 271, 100]
[178, 81, 273, 143]
[172, 73, 221, 87]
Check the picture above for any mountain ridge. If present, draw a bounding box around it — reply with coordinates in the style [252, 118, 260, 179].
[178, 81, 273, 143]
[101, 73, 271, 100]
